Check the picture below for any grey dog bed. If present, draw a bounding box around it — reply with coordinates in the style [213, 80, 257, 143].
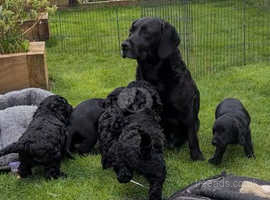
[0, 88, 53, 170]
[168, 172, 270, 200]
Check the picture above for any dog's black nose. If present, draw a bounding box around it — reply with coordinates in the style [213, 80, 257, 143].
[121, 41, 129, 50]
[212, 139, 217, 146]
[117, 168, 133, 183]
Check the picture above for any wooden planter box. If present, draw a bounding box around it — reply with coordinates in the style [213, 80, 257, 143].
[21, 13, 50, 41]
[81, 0, 139, 6]
[50, 0, 70, 7]
[0, 42, 49, 94]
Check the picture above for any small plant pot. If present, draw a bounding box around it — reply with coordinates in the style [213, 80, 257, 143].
[0, 42, 49, 93]
[21, 13, 50, 41]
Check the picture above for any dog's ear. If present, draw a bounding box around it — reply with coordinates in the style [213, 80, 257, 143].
[131, 19, 138, 28]
[232, 119, 246, 145]
[140, 132, 152, 160]
[129, 19, 138, 33]
[158, 21, 180, 59]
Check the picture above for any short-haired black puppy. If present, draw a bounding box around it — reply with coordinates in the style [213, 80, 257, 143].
[208, 98, 255, 165]
[66, 88, 125, 155]
[121, 17, 204, 161]
[0, 95, 73, 179]
[67, 98, 105, 155]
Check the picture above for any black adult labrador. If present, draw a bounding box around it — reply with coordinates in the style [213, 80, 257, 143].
[121, 17, 204, 161]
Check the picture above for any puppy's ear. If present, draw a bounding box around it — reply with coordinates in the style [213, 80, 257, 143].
[233, 119, 246, 145]
[140, 133, 152, 160]
[130, 19, 138, 32]
[158, 21, 180, 59]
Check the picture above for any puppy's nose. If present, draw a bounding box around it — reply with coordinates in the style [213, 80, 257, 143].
[212, 139, 217, 146]
[121, 41, 129, 50]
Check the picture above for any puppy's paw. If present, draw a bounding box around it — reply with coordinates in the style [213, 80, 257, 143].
[208, 157, 222, 165]
[247, 153, 256, 159]
[191, 152, 205, 161]
[45, 170, 67, 180]
[59, 172, 67, 178]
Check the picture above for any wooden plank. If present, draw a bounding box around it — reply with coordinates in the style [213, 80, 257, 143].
[28, 41, 45, 53]
[0, 42, 49, 93]
[21, 13, 49, 41]
[50, 0, 69, 6]
[0, 55, 30, 94]
[27, 42, 49, 89]
[39, 13, 50, 41]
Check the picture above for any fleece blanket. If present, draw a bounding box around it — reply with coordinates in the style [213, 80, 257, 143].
[168, 172, 270, 200]
[0, 88, 53, 170]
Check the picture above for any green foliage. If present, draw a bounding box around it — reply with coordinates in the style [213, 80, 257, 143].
[0, 0, 56, 54]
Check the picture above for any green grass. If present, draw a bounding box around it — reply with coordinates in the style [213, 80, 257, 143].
[1, 48, 269, 199]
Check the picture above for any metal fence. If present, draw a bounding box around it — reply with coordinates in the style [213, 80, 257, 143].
[47, 0, 270, 78]
[141, 0, 270, 78]
[47, 3, 141, 55]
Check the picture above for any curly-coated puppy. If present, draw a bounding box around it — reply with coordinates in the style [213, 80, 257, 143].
[67, 98, 105, 155]
[98, 81, 166, 200]
[121, 17, 204, 161]
[0, 95, 73, 179]
[208, 98, 255, 165]
[99, 81, 162, 168]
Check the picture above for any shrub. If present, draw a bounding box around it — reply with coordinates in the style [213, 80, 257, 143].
[0, 0, 56, 54]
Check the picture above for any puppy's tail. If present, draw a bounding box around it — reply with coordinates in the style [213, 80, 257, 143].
[0, 142, 21, 157]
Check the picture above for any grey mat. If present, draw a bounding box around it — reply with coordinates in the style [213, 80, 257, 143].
[0, 88, 53, 170]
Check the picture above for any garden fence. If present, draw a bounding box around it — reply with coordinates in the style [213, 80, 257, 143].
[48, 0, 270, 78]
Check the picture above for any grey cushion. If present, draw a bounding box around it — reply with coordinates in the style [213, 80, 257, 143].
[0, 88, 53, 110]
[0, 88, 53, 169]
[0, 106, 37, 167]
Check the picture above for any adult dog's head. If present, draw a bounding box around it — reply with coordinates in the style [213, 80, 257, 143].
[121, 17, 180, 60]
[35, 95, 73, 124]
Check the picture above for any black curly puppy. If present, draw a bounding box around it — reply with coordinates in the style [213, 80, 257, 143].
[121, 17, 204, 161]
[67, 98, 105, 155]
[98, 81, 166, 200]
[0, 95, 73, 179]
[208, 98, 255, 165]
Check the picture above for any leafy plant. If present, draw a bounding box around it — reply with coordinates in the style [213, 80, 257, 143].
[0, 0, 56, 54]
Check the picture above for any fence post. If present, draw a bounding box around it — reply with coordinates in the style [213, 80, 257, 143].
[183, 0, 190, 67]
[243, 0, 247, 65]
[140, 0, 145, 17]
[115, 6, 121, 54]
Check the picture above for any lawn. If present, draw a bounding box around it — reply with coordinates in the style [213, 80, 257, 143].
[0, 52, 269, 199]
[0, 1, 270, 199]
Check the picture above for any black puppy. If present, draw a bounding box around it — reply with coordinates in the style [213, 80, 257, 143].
[208, 98, 255, 165]
[121, 17, 204, 161]
[0, 95, 73, 179]
[98, 81, 166, 200]
[66, 86, 126, 155]
[67, 98, 105, 155]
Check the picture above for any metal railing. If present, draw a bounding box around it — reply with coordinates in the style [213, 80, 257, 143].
[47, 0, 270, 78]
